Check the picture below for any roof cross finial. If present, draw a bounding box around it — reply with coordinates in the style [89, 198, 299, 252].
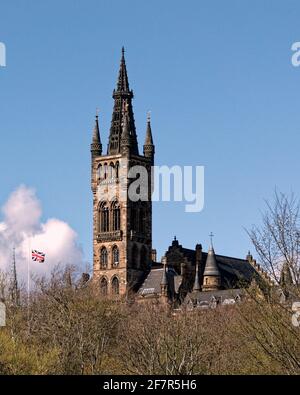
[147, 111, 151, 122]
[209, 232, 214, 247]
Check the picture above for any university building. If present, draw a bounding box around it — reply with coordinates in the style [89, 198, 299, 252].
[90, 49, 273, 307]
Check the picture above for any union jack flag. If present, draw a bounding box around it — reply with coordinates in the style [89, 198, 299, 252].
[31, 250, 45, 263]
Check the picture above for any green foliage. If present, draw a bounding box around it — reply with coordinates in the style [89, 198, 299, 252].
[0, 329, 59, 375]
[0, 265, 299, 375]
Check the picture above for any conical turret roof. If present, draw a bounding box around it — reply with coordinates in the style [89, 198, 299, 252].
[203, 246, 220, 277]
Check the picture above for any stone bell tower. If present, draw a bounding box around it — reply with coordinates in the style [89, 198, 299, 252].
[91, 48, 155, 297]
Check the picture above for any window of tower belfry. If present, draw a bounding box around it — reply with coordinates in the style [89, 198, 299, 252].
[112, 246, 119, 267]
[99, 202, 109, 232]
[104, 163, 108, 179]
[112, 201, 120, 231]
[115, 162, 119, 178]
[97, 164, 102, 181]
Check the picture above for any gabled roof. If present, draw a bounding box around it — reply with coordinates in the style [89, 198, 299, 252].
[138, 267, 163, 297]
[186, 288, 244, 307]
[138, 266, 181, 298]
[175, 246, 258, 287]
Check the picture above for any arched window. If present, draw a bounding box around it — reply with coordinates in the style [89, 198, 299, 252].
[140, 246, 147, 270]
[111, 276, 119, 295]
[112, 246, 119, 267]
[112, 201, 120, 231]
[97, 164, 102, 181]
[99, 202, 109, 232]
[110, 138, 118, 151]
[104, 163, 108, 179]
[100, 247, 108, 269]
[100, 277, 108, 296]
[109, 163, 114, 179]
[132, 244, 139, 268]
[115, 162, 119, 179]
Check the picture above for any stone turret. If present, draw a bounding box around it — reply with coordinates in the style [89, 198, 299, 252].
[90, 113, 102, 157]
[202, 245, 221, 291]
[143, 113, 155, 162]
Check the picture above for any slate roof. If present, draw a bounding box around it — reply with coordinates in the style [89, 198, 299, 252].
[138, 266, 181, 298]
[137, 242, 266, 304]
[203, 247, 220, 277]
[186, 288, 244, 307]
[138, 267, 163, 296]
[194, 250, 258, 288]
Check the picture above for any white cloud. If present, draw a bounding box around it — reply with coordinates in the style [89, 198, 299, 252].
[0, 185, 84, 283]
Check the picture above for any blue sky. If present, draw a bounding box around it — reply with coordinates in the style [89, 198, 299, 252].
[0, 0, 300, 264]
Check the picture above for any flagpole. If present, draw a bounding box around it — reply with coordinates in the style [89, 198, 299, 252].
[27, 236, 31, 330]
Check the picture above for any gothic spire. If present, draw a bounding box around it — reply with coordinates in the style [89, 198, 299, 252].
[91, 112, 102, 157]
[108, 48, 139, 155]
[117, 47, 130, 92]
[143, 112, 155, 160]
[10, 247, 20, 306]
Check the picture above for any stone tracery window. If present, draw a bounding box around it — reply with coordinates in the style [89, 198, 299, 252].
[109, 162, 114, 179]
[104, 163, 108, 179]
[97, 164, 102, 181]
[99, 202, 109, 232]
[112, 201, 120, 231]
[111, 276, 119, 295]
[100, 247, 108, 269]
[115, 161, 119, 179]
[100, 277, 108, 296]
[112, 246, 119, 267]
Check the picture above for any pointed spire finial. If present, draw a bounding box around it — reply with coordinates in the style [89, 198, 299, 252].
[193, 261, 201, 292]
[143, 111, 154, 160]
[91, 110, 102, 156]
[209, 232, 214, 248]
[108, 48, 139, 156]
[116, 46, 130, 93]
